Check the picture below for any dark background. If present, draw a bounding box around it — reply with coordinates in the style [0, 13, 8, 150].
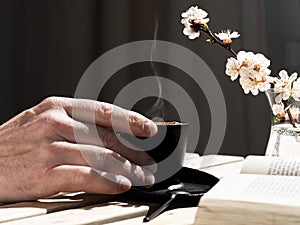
[1, 0, 300, 156]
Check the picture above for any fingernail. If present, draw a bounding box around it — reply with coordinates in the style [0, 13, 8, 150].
[119, 176, 131, 191]
[145, 175, 155, 186]
[143, 170, 155, 186]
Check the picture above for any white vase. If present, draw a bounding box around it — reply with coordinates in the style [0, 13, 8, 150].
[265, 89, 300, 157]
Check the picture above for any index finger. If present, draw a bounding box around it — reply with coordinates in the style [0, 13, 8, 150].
[52, 97, 157, 137]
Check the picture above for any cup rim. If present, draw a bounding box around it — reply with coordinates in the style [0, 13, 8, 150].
[154, 121, 188, 126]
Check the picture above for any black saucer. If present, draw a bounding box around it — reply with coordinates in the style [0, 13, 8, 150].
[127, 167, 219, 207]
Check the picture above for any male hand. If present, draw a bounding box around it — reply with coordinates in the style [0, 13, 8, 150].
[0, 97, 157, 202]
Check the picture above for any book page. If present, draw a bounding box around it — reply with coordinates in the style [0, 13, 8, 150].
[202, 174, 300, 206]
[241, 155, 300, 176]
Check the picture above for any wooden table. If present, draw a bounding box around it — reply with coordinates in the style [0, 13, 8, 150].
[0, 154, 244, 225]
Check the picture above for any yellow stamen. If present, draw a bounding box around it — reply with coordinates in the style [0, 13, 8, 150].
[223, 39, 232, 45]
[253, 64, 261, 72]
[241, 61, 249, 67]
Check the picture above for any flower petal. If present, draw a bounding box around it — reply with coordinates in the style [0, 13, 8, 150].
[275, 94, 283, 104]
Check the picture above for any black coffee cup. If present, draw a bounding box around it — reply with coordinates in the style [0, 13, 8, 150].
[121, 121, 188, 184]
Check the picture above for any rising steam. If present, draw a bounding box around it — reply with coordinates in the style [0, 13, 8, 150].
[147, 16, 165, 121]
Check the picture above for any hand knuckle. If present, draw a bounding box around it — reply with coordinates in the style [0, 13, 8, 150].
[42, 113, 59, 127]
[16, 109, 37, 126]
[34, 97, 62, 113]
[42, 97, 60, 108]
[73, 168, 92, 186]
[129, 112, 139, 124]
[128, 112, 145, 126]
[36, 111, 67, 133]
[48, 141, 64, 157]
[96, 102, 113, 120]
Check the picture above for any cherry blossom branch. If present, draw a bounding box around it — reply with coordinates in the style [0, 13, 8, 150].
[283, 101, 297, 128]
[188, 22, 238, 56]
[200, 24, 298, 129]
[181, 6, 299, 130]
[200, 25, 237, 57]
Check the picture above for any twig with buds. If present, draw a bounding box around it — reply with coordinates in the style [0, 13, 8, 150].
[181, 6, 300, 129]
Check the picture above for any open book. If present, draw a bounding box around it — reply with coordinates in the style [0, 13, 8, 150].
[195, 155, 300, 225]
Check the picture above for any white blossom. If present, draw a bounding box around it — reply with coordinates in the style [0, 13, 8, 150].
[225, 51, 272, 95]
[239, 52, 271, 81]
[225, 57, 240, 81]
[215, 30, 240, 44]
[181, 6, 209, 39]
[272, 104, 300, 120]
[181, 6, 210, 25]
[272, 103, 285, 116]
[239, 74, 272, 95]
[274, 70, 298, 103]
[225, 51, 254, 81]
[290, 106, 300, 120]
[183, 27, 201, 40]
[291, 78, 300, 101]
[180, 5, 300, 128]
